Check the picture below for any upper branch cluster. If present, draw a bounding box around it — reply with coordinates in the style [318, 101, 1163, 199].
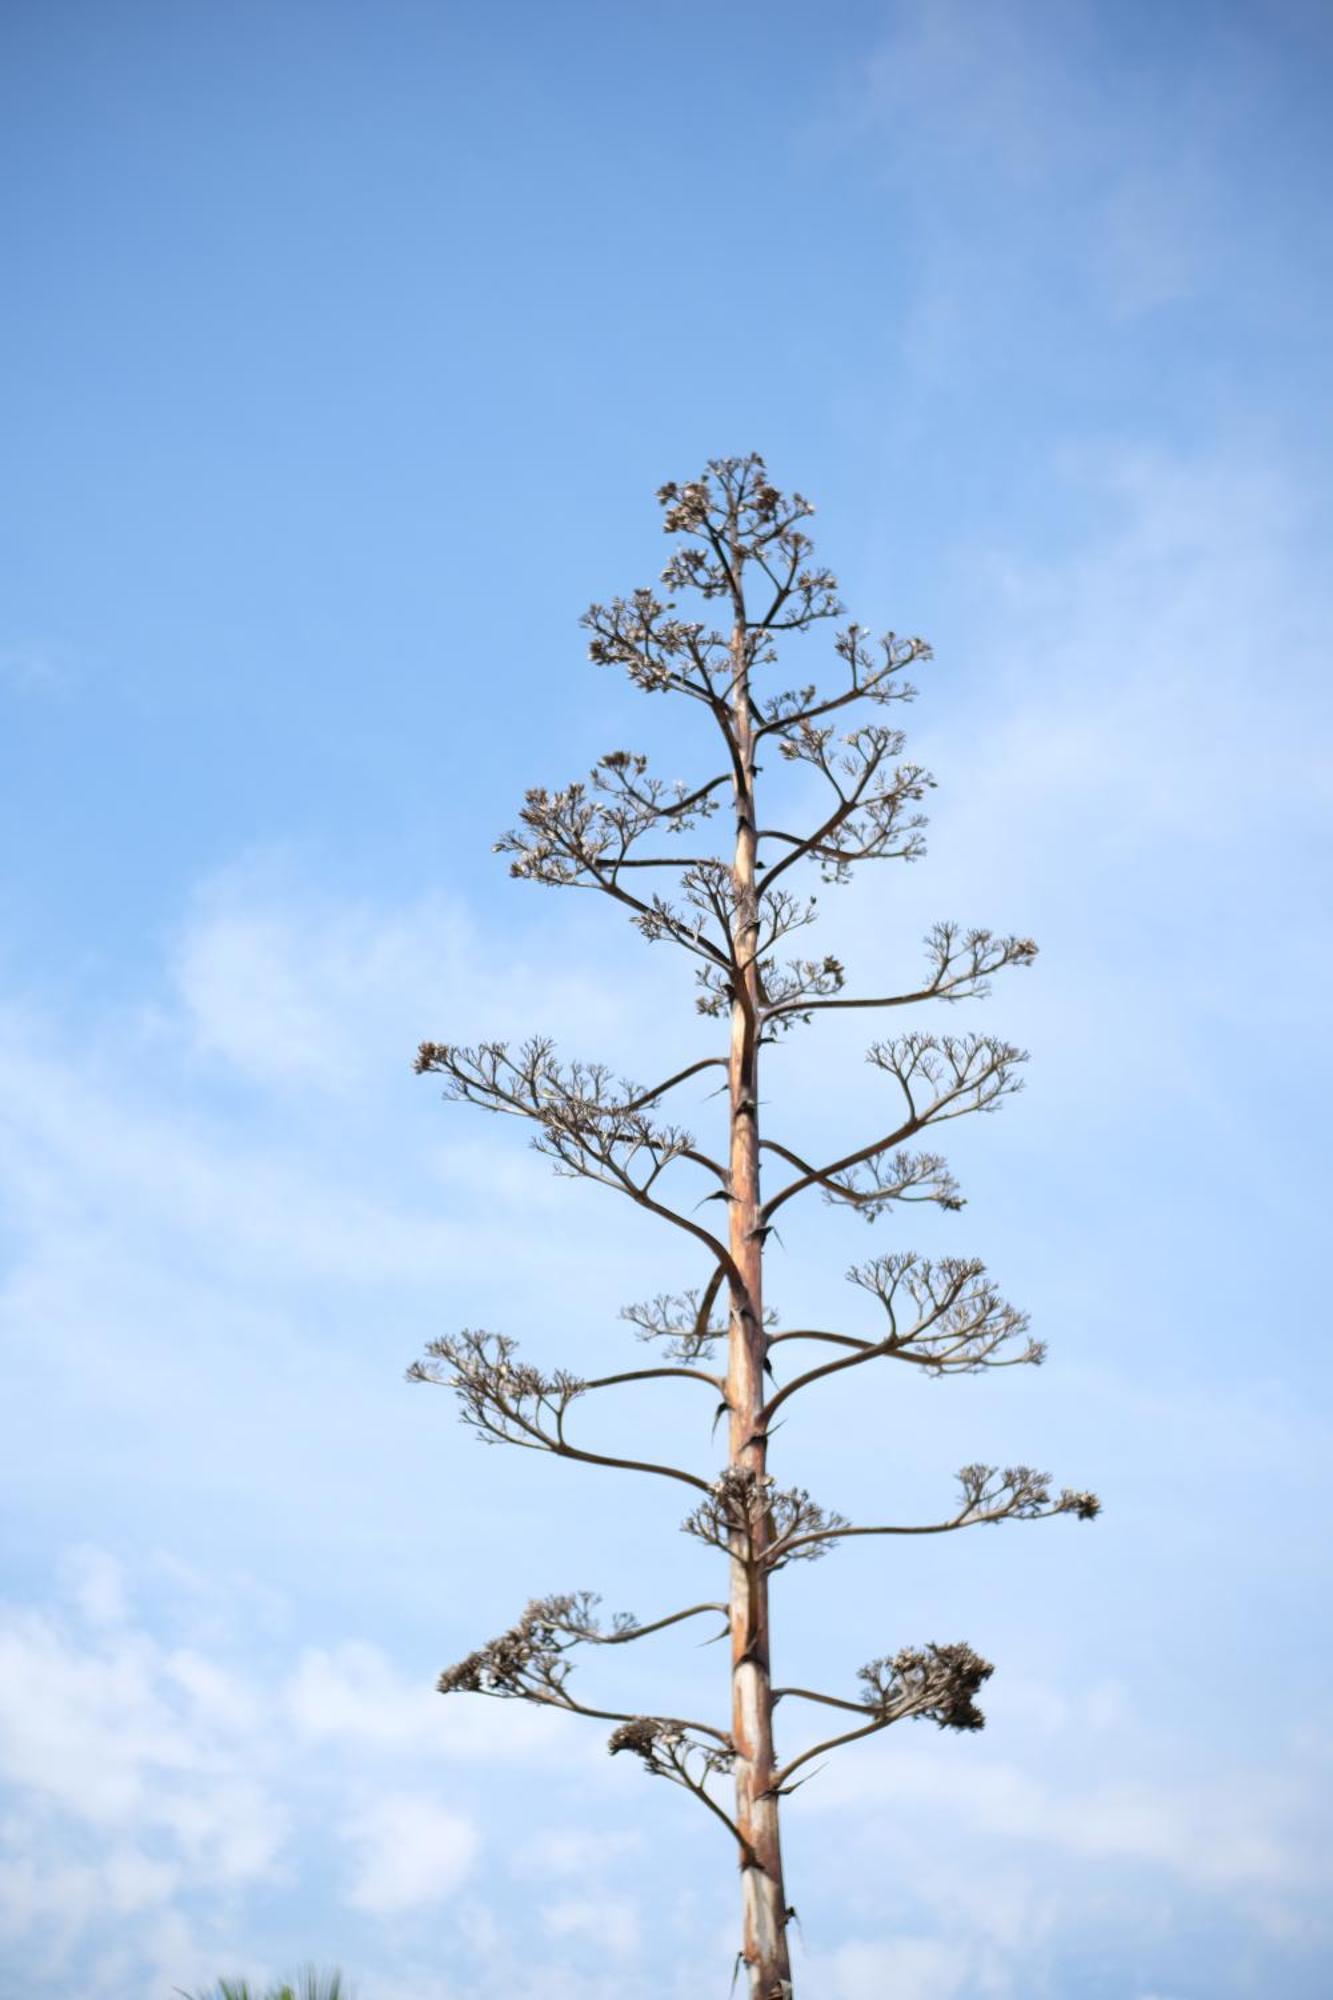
[655, 455, 840, 632]
[758, 623, 928, 732]
[456, 457, 1048, 1071]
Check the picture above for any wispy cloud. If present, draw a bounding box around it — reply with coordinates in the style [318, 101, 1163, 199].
[843, 0, 1244, 326]
[169, 854, 636, 1096]
[0, 1551, 643, 1997]
[0, 643, 69, 696]
[344, 1794, 478, 1913]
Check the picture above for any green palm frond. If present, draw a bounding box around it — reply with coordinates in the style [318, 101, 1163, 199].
[176, 1967, 351, 2000]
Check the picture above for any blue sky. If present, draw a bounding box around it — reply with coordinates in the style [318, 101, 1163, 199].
[2, 1, 1331, 1994]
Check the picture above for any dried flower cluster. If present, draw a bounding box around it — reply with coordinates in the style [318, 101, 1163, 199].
[857, 1642, 995, 1731]
[681, 1468, 850, 1568]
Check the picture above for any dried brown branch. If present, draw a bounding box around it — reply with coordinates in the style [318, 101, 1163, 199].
[764, 922, 1038, 1026]
[439, 1593, 730, 1750]
[762, 1032, 1026, 1221]
[408, 1330, 713, 1495]
[495, 751, 730, 888]
[413, 1038, 741, 1278]
[620, 1273, 728, 1362]
[759, 725, 933, 891]
[608, 1717, 748, 1852]
[755, 625, 930, 739]
[777, 1464, 1102, 1560]
[761, 1136, 965, 1220]
[772, 1642, 995, 1790]
[761, 1256, 1043, 1419]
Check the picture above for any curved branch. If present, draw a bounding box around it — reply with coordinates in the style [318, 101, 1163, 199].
[665, 1743, 752, 1855]
[586, 1169, 744, 1289]
[550, 1412, 715, 1497]
[584, 1364, 726, 1395]
[596, 1602, 730, 1646]
[410, 1334, 717, 1496]
[772, 1685, 868, 1715]
[772, 1639, 995, 1790]
[757, 757, 881, 896]
[761, 1130, 951, 1221]
[765, 928, 1038, 1026]
[767, 1329, 868, 1352]
[774, 1713, 890, 1791]
[761, 1341, 893, 1423]
[778, 1475, 1100, 1559]
[617, 1056, 728, 1114]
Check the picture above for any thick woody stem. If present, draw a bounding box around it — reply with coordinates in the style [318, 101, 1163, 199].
[726, 574, 794, 2000]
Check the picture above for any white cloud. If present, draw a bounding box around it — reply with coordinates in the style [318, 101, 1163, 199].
[58, 1545, 129, 1629]
[344, 1792, 478, 1912]
[823, 1936, 972, 2000]
[541, 1895, 641, 1958]
[0, 1554, 622, 1995]
[972, 446, 1329, 841]
[517, 1824, 644, 1875]
[0, 1598, 284, 1860]
[844, 0, 1239, 325]
[286, 1641, 573, 1763]
[805, 1737, 1315, 1897]
[822, 437, 1333, 1143]
[0, 1007, 471, 1294]
[170, 856, 634, 1095]
[1, 447, 1329, 2000]
[0, 642, 68, 695]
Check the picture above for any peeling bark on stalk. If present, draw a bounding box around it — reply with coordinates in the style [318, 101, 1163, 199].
[726, 607, 793, 2000]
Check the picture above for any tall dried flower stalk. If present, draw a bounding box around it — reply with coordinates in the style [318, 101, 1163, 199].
[412, 456, 1098, 1997]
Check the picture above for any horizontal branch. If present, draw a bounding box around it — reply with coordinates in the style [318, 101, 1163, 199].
[438, 1595, 732, 1756]
[772, 1685, 868, 1715]
[755, 627, 930, 741]
[764, 924, 1038, 1025]
[761, 1135, 963, 1222]
[615, 1055, 728, 1114]
[408, 1331, 715, 1495]
[761, 1256, 1043, 1417]
[594, 1601, 729, 1646]
[584, 1363, 726, 1395]
[415, 1039, 744, 1284]
[772, 1712, 889, 1790]
[767, 1329, 867, 1351]
[773, 1642, 994, 1791]
[762, 1034, 1025, 1221]
[776, 1465, 1101, 1561]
